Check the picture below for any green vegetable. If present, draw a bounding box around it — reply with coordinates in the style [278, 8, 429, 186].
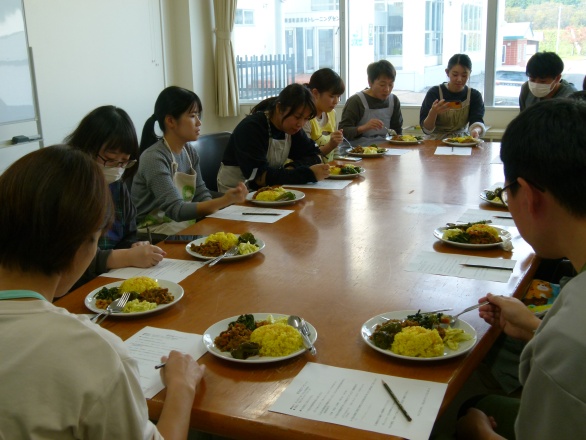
[238, 232, 257, 245]
[405, 310, 442, 329]
[94, 286, 120, 301]
[229, 314, 256, 331]
[275, 191, 296, 201]
[341, 165, 362, 174]
[231, 342, 260, 359]
[376, 148, 387, 154]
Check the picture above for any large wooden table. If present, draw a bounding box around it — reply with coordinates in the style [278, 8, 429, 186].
[57, 140, 537, 439]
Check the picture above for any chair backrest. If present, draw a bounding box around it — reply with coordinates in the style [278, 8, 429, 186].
[192, 131, 231, 192]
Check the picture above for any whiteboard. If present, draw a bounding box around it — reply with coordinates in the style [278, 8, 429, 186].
[0, 0, 36, 125]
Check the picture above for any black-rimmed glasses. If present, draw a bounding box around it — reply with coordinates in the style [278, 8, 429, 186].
[495, 178, 545, 206]
[97, 153, 137, 169]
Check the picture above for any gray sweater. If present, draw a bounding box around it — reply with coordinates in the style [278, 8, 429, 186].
[132, 139, 211, 224]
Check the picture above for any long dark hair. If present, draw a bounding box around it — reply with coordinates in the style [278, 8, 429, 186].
[0, 146, 112, 275]
[250, 83, 316, 124]
[140, 86, 203, 155]
[65, 105, 139, 179]
[306, 68, 345, 96]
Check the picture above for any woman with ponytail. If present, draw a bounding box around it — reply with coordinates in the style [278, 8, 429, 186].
[132, 86, 247, 236]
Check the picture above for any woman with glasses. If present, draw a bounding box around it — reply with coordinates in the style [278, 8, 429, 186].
[133, 86, 247, 235]
[65, 106, 166, 289]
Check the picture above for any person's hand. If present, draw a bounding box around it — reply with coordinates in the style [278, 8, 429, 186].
[456, 408, 502, 440]
[223, 182, 248, 204]
[470, 127, 482, 138]
[160, 350, 205, 394]
[131, 241, 150, 247]
[429, 99, 452, 116]
[310, 163, 330, 181]
[478, 293, 541, 341]
[127, 244, 166, 267]
[359, 118, 385, 133]
[328, 129, 343, 148]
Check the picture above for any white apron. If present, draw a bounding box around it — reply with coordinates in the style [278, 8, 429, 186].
[139, 139, 197, 235]
[217, 112, 291, 192]
[350, 91, 394, 146]
[427, 84, 472, 140]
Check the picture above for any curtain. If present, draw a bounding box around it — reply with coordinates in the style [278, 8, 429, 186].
[213, 0, 239, 117]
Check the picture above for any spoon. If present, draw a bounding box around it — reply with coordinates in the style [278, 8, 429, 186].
[445, 301, 489, 326]
[287, 315, 316, 355]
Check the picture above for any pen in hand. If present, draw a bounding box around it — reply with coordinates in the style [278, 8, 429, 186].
[382, 380, 412, 422]
[147, 225, 153, 244]
[154, 363, 165, 369]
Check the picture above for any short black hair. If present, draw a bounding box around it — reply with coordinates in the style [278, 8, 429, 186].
[367, 60, 396, 83]
[500, 99, 586, 217]
[525, 52, 564, 79]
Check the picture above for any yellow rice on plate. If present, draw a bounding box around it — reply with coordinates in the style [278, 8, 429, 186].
[119, 276, 159, 294]
[206, 232, 239, 250]
[255, 187, 288, 201]
[249, 323, 303, 357]
[391, 326, 444, 357]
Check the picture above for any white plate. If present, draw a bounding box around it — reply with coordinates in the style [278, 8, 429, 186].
[327, 168, 366, 179]
[442, 138, 483, 147]
[202, 313, 317, 363]
[433, 225, 512, 249]
[361, 310, 477, 361]
[479, 191, 506, 207]
[246, 189, 305, 206]
[387, 138, 423, 145]
[84, 279, 184, 316]
[185, 236, 265, 260]
[348, 150, 387, 158]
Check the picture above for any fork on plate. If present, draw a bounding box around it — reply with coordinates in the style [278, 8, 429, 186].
[91, 292, 131, 325]
[206, 245, 239, 267]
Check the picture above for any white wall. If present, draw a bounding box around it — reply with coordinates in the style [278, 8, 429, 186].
[23, 0, 165, 146]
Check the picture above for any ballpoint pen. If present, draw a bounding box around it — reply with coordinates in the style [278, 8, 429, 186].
[242, 212, 281, 216]
[381, 380, 412, 422]
[147, 225, 153, 244]
[460, 263, 514, 270]
[154, 363, 165, 369]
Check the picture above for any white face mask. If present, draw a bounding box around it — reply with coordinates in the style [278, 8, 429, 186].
[102, 166, 125, 184]
[528, 80, 555, 98]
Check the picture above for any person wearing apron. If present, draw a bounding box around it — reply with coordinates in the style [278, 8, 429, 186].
[303, 68, 345, 162]
[217, 83, 330, 192]
[420, 53, 486, 140]
[133, 86, 247, 237]
[339, 60, 403, 146]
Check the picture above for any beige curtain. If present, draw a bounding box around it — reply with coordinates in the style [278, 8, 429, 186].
[213, 0, 239, 117]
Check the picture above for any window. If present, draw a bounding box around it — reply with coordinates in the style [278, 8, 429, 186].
[425, 0, 444, 57]
[231, 0, 586, 107]
[235, 9, 254, 26]
[461, 1, 482, 52]
[374, 1, 403, 62]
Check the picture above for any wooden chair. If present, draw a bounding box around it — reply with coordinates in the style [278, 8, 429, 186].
[192, 131, 231, 193]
